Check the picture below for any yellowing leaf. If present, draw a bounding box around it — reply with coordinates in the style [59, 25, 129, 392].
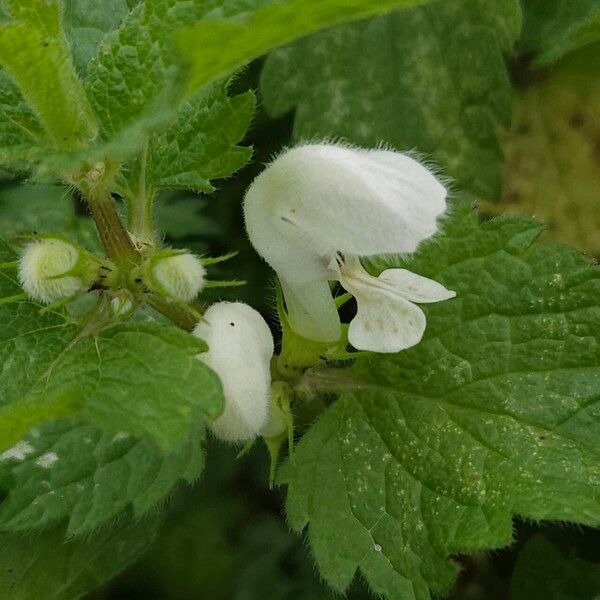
[482, 44, 600, 255]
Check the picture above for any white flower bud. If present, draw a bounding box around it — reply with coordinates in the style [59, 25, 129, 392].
[193, 302, 274, 443]
[18, 237, 96, 304]
[244, 143, 455, 352]
[143, 250, 206, 302]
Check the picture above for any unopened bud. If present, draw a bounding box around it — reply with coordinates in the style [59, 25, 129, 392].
[142, 250, 206, 302]
[18, 236, 97, 304]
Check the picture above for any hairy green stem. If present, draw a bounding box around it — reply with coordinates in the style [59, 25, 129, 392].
[148, 296, 200, 332]
[87, 193, 138, 265]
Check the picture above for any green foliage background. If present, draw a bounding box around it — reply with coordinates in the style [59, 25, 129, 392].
[0, 0, 599, 599]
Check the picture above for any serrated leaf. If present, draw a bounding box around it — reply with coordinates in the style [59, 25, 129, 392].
[42, 322, 223, 450]
[0, 241, 223, 451]
[521, 0, 600, 64]
[0, 419, 203, 535]
[482, 44, 600, 256]
[0, 73, 44, 168]
[63, 0, 130, 74]
[118, 84, 255, 202]
[0, 0, 98, 150]
[260, 0, 521, 199]
[177, 0, 430, 95]
[510, 535, 600, 600]
[280, 201, 600, 600]
[0, 515, 161, 600]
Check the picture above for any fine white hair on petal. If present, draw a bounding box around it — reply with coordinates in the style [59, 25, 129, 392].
[243, 142, 448, 343]
[152, 252, 206, 302]
[18, 238, 82, 304]
[193, 302, 274, 443]
[245, 143, 447, 258]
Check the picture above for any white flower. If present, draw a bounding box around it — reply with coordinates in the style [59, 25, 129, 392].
[143, 250, 206, 302]
[244, 143, 455, 353]
[18, 237, 95, 304]
[193, 302, 274, 443]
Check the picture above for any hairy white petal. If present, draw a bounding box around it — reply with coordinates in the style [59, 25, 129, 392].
[244, 143, 447, 259]
[342, 265, 427, 353]
[378, 268, 456, 303]
[243, 143, 448, 344]
[151, 252, 206, 301]
[193, 302, 274, 443]
[18, 238, 82, 304]
[280, 278, 341, 342]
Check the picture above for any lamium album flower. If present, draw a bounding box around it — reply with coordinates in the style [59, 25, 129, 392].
[193, 302, 274, 443]
[244, 143, 456, 353]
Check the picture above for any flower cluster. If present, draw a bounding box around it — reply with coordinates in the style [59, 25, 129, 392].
[15, 143, 456, 445]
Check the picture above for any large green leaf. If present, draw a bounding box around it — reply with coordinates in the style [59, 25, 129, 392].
[260, 0, 521, 199]
[510, 535, 600, 600]
[0, 516, 161, 600]
[0, 419, 203, 535]
[0, 241, 223, 451]
[177, 0, 431, 94]
[521, 0, 600, 63]
[280, 201, 600, 600]
[117, 83, 255, 206]
[0, 183, 101, 250]
[0, 0, 98, 150]
[63, 0, 130, 73]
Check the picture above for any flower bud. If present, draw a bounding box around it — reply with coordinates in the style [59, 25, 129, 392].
[142, 250, 206, 302]
[193, 302, 274, 443]
[18, 236, 97, 304]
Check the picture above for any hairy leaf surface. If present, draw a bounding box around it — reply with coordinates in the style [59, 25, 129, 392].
[0, 419, 203, 535]
[260, 0, 521, 199]
[281, 201, 600, 599]
[178, 0, 431, 94]
[0, 515, 161, 599]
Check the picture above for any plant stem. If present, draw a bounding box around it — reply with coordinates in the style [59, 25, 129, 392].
[128, 138, 154, 243]
[87, 193, 138, 265]
[148, 296, 200, 332]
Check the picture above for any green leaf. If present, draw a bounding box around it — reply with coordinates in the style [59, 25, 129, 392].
[0, 73, 44, 167]
[0, 419, 203, 535]
[0, 183, 101, 250]
[521, 0, 600, 63]
[118, 84, 255, 202]
[0, 241, 223, 451]
[482, 44, 600, 256]
[280, 201, 600, 600]
[126, 444, 339, 600]
[0, 0, 98, 150]
[42, 322, 223, 450]
[177, 0, 430, 95]
[260, 0, 521, 199]
[510, 535, 600, 600]
[63, 0, 130, 74]
[0, 516, 161, 600]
